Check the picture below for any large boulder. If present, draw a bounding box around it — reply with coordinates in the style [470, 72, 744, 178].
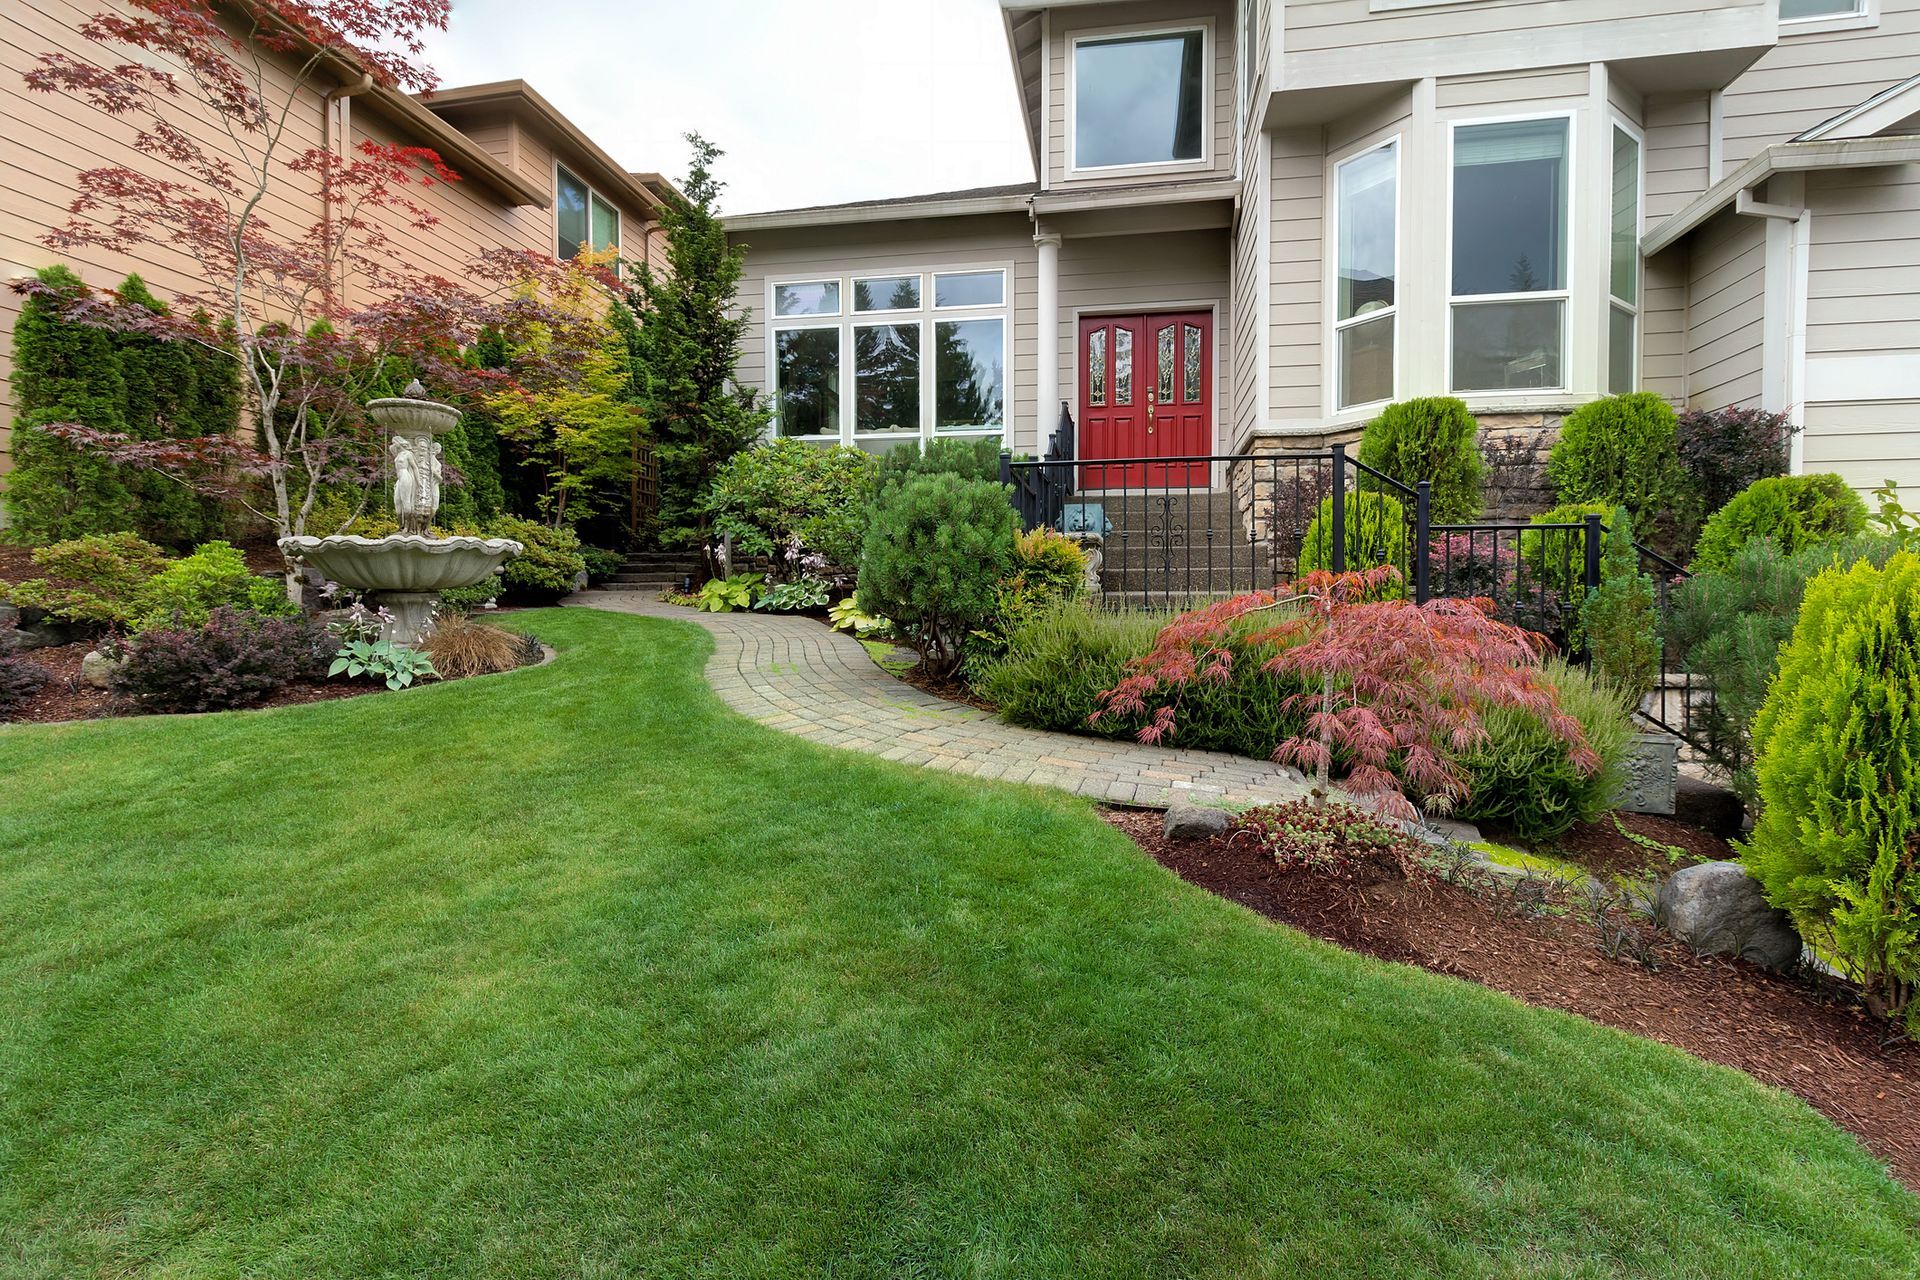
[1657, 861, 1801, 970]
[1163, 804, 1231, 841]
[79, 649, 126, 690]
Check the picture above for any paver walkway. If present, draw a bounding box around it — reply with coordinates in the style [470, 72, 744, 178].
[570, 592, 1311, 810]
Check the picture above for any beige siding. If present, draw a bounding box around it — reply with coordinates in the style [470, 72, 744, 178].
[1046, 0, 1236, 190]
[1802, 399, 1920, 493]
[1643, 94, 1711, 223]
[1806, 164, 1920, 359]
[1721, 0, 1920, 170]
[1268, 129, 1324, 421]
[1435, 65, 1589, 111]
[1642, 247, 1688, 401]
[728, 216, 1041, 448]
[1231, 141, 1269, 447]
[1327, 85, 1413, 154]
[1685, 209, 1765, 410]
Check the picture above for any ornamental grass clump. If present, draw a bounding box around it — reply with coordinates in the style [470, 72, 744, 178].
[1743, 552, 1920, 1031]
[1097, 566, 1598, 817]
[420, 613, 530, 679]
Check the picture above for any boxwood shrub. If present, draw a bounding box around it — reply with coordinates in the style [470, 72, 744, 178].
[1690, 473, 1868, 573]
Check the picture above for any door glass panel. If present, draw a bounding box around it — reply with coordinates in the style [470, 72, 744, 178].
[1157, 325, 1176, 405]
[1114, 328, 1133, 404]
[853, 323, 920, 432]
[1183, 324, 1202, 402]
[1088, 329, 1107, 406]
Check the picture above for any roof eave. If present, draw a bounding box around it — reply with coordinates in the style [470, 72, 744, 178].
[1642, 136, 1920, 256]
[421, 79, 667, 217]
[724, 192, 1035, 233]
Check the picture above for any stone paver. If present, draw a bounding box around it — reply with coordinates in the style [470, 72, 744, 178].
[570, 592, 1311, 810]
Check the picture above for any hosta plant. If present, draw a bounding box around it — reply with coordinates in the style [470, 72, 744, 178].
[330, 639, 437, 690]
[696, 572, 763, 613]
[828, 597, 889, 638]
[755, 575, 831, 614]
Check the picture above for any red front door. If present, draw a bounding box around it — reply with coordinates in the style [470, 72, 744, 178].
[1078, 311, 1212, 488]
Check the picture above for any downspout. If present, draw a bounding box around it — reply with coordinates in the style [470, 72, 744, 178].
[322, 71, 376, 310]
[1735, 181, 1810, 473]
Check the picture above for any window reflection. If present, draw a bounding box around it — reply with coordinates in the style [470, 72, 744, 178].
[1074, 31, 1205, 168]
[936, 319, 1004, 430]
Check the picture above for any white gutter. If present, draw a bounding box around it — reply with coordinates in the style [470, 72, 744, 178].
[723, 191, 1033, 232]
[1643, 136, 1920, 256]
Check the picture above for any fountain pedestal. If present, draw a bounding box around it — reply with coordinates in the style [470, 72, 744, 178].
[279, 382, 522, 647]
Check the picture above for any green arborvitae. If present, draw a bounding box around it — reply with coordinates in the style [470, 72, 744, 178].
[114, 275, 222, 547]
[4, 266, 136, 543]
[1356, 396, 1486, 522]
[624, 135, 769, 548]
[1578, 507, 1661, 705]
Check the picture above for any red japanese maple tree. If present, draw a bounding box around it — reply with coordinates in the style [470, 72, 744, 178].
[19, 1, 611, 553]
[1096, 566, 1600, 817]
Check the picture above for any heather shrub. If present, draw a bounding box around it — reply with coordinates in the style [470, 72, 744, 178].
[488, 516, 586, 602]
[111, 607, 333, 713]
[1356, 396, 1485, 521]
[1456, 660, 1634, 842]
[1744, 553, 1920, 1030]
[134, 540, 293, 631]
[707, 438, 877, 575]
[1691, 473, 1868, 573]
[0, 654, 51, 720]
[1667, 532, 1899, 802]
[856, 473, 1017, 677]
[1579, 509, 1661, 705]
[1547, 392, 1686, 534]
[1675, 405, 1794, 519]
[1296, 491, 1409, 593]
[0, 532, 171, 627]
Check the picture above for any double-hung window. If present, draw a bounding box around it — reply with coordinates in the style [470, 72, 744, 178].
[1449, 116, 1571, 393]
[556, 165, 620, 272]
[1607, 123, 1642, 395]
[1333, 140, 1397, 410]
[770, 269, 1008, 446]
[1071, 28, 1207, 171]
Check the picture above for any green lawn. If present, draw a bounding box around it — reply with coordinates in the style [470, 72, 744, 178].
[0, 607, 1913, 1278]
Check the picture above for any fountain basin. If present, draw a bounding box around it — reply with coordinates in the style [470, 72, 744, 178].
[280, 534, 523, 594]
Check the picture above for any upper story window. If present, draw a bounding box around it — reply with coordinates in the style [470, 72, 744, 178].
[1334, 140, 1397, 411]
[1072, 29, 1206, 171]
[770, 269, 1009, 447]
[556, 165, 620, 271]
[1782, 0, 1864, 18]
[1449, 116, 1570, 394]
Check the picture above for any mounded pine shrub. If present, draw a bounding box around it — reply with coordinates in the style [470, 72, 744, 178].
[1744, 552, 1920, 1030]
[1356, 396, 1485, 521]
[1690, 473, 1868, 573]
[856, 473, 1017, 678]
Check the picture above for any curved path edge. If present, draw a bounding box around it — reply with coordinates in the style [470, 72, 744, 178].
[565, 592, 1311, 810]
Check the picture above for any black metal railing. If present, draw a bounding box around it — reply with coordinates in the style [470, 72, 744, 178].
[1002, 417, 1711, 749]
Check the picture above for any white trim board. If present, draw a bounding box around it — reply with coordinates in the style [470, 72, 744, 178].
[1805, 355, 1920, 403]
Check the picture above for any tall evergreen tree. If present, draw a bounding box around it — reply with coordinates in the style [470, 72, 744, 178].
[114, 274, 224, 547]
[5, 265, 135, 543]
[626, 134, 768, 547]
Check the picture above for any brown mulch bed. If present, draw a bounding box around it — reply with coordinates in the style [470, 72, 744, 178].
[2, 639, 384, 726]
[1105, 806, 1920, 1190]
[894, 661, 999, 713]
[1543, 811, 1734, 880]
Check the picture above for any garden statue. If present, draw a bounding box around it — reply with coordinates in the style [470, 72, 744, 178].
[279, 382, 521, 646]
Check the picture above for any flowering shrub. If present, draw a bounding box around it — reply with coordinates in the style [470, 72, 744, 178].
[111, 607, 333, 713]
[0, 654, 51, 720]
[1096, 567, 1598, 817]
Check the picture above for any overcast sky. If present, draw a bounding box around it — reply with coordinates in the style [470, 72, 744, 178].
[423, 0, 1035, 214]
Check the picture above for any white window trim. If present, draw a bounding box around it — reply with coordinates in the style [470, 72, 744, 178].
[1066, 20, 1214, 179]
[1607, 115, 1645, 395]
[1444, 110, 1577, 397]
[1327, 136, 1402, 417]
[553, 161, 621, 273]
[1780, 0, 1877, 37]
[766, 267, 1012, 443]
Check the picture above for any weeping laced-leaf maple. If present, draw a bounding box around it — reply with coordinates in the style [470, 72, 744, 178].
[17, 0, 611, 562]
[1096, 566, 1600, 816]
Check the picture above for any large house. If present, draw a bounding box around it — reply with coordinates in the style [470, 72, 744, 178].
[0, 1, 675, 474]
[726, 0, 1920, 511]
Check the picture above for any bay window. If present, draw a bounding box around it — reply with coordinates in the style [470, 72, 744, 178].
[1608, 123, 1642, 395]
[1334, 140, 1397, 410]
[1449, 116, 1570, 393]
[1072, 28, 1207, 170]
[770, 269, 1007, 446]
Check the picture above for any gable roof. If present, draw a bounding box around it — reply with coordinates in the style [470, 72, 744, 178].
[725, 184, 1038, 232]
[421, 80, 666, 218]
[1796, 72, 1920, 143]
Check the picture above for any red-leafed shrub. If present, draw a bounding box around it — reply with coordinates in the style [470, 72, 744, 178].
[111, 607, 333, 713]
[1096, 566, 1599, 817]
[0, 654, 51, 720]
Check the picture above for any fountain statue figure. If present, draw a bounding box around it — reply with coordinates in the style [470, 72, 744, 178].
[278, 380, 522, 645]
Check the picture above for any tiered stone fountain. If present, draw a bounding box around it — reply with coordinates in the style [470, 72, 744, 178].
[279, 382, 522, 646]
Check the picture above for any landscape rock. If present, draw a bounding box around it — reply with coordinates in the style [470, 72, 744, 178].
[1657, 860, 1801, 971]
[1163, 804, 1232, 841]
[0, 609, 80, 654]
[79, 649, 126, 690]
